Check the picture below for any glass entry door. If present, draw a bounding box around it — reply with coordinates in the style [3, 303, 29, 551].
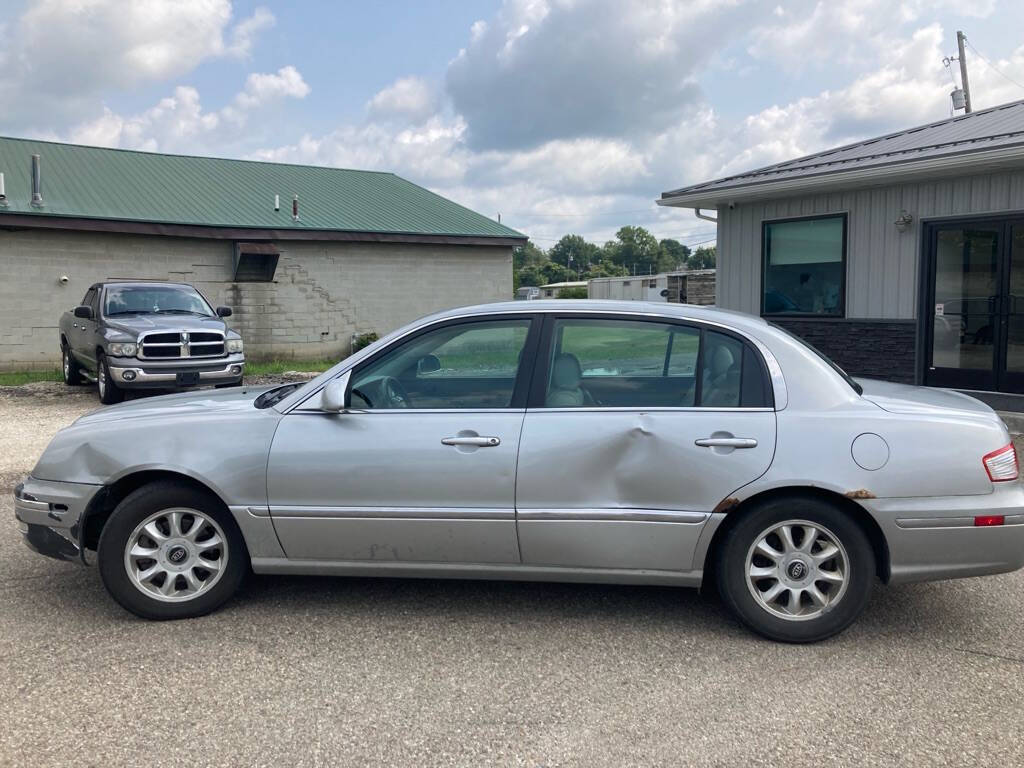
[925, 220, 1024, 393]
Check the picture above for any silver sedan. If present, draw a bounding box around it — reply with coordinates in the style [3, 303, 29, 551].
[14, 301, 1024, 642]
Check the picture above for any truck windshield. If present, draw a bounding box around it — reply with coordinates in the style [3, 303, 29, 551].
[104, 285, 214, 317]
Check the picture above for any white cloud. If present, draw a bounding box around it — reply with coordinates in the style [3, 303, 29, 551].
[6, 0, 1024, 249]
[367, 77, 437, 123]
[0, 0, 275, 133]
[445, 0, 749, 149]
[69, 85, 218, 151]
[225, 6, 275, 57]
[68, 66, 310, 153]
[234, 66, 311, 109]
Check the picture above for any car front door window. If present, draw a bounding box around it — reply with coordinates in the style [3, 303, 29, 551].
[349, 319, 532, 409]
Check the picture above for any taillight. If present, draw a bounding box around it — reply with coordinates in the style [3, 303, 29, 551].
[983, 443, 1019, 482]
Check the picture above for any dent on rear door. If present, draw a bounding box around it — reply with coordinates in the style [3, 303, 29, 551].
[515, 409, 777, 571]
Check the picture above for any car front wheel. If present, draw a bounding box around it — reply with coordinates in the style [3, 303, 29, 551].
[716, 496, 875, 643]
[97, 482, 248, 620]
[96, 352, 124, 404]
[62, 343, 85, 386]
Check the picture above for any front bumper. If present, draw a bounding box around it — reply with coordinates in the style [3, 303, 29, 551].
[862, 481, 1024, 584]
[108, 354, 245, 388]
[14, 477, 103, 563]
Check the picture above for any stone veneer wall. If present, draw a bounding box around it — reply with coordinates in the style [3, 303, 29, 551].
[771, 318, 917, 384]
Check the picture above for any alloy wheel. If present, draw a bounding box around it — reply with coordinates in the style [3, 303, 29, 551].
[123, 508, 229, 603]
[744, 519, 849, 621]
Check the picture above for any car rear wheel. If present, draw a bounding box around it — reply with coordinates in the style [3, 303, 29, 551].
[96, 352, 124, 404]
[716, 496, 875, 643]
[62, 343, 85, 386]
[97, 482, 247, 620]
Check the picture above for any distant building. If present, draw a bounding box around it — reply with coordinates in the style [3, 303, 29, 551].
[538, 280, 588, 298]
[0, 136, 525, 370]
[588, 270, 715, 304]
[658, 99, 1024, 408]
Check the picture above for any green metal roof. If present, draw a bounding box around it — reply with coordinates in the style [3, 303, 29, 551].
[0, 136, 525, 240]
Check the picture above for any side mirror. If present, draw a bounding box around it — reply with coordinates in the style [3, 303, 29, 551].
[321, 373, 351, 413]
[74, 305, 93, 319]
[417, 354, 441, 375]
[216, 306, 233, 317]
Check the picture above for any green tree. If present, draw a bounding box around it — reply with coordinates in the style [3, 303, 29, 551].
[549, 234, 602, 273]
[659, 238, 692, 271]
[583, 259, 629, 279]
[606, 226, 661, 274]
[688, 245, 717, 270]
[513, 241, 546, 271]
[556, 286, 588, 299]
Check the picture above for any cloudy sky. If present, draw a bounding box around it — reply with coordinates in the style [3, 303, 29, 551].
[3, 0, 1024, 248]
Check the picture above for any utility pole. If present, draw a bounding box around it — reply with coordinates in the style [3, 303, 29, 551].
[957, 30, 973, 114]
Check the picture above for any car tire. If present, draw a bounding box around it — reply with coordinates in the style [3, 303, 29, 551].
[716, 496, 875, 643]
[97, 481, 248, 620]
[96, 352, 124, 404]
[61, 343, 85, 386]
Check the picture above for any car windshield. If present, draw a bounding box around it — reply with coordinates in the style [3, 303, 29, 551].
[104, 285, 214, 317]
[770, 323, 863, 395]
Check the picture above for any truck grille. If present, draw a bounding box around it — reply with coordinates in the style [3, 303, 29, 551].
[139, 331, 225, 360]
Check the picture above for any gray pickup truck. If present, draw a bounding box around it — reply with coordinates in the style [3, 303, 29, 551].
[60, 281, 245, 403]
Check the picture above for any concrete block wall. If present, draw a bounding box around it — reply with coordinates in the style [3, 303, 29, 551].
[0, 229, 513, 370]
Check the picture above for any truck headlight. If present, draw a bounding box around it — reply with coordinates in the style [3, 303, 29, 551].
[227, 339, 244, 354]
[108, 342, 138, 357]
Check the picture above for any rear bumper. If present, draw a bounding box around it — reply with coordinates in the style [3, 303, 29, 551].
[862, 482, 1024, 584]
[108, 354, 245, 388]
[13, 477, 103, 563]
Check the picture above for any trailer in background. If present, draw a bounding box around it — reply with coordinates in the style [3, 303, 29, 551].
[587, 269, 715, 304]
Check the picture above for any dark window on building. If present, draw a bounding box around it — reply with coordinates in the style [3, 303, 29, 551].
[762, 214, 846, 317]
[233, 243, 280, 282]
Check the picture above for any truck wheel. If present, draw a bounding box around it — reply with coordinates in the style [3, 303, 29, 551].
[716, 496, 875, 643]
[62, 343, 85, 386]
[97, 481, 248, 620]
[96, 352, 124, 404]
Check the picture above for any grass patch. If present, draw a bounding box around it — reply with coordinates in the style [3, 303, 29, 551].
[245, 359, 334, 375]
[0, 369, 62, 386]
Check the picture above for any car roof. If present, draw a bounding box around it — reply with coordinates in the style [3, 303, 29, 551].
[426, 299, 771, 334]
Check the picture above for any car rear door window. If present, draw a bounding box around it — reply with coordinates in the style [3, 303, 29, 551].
[544, 318, 700, 407]
[541, 318, 771, 409]
[350, 319, 532, 409]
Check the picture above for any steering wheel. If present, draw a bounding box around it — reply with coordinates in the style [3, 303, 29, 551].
[381, 376, 412, 408]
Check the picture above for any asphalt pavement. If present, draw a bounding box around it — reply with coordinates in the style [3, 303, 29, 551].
[2, 383, 1023, 767]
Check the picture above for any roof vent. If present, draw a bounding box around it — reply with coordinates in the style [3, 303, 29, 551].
[30, 154, 43, 207]
[0, 172, 7, 208]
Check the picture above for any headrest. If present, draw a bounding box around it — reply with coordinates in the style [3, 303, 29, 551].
[710, 345, 735, 377]
[551, 353, 582, 390]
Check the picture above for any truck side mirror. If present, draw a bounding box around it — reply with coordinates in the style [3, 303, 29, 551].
[74, 305, 94, 319]
[216, 306, 233, 317]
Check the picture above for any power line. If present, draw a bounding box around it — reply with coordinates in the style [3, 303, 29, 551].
[965, 39, 1024, 93]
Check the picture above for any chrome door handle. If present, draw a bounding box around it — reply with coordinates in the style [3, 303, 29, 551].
[695, 437, 757, 449]
[441, 436, 501, 447]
